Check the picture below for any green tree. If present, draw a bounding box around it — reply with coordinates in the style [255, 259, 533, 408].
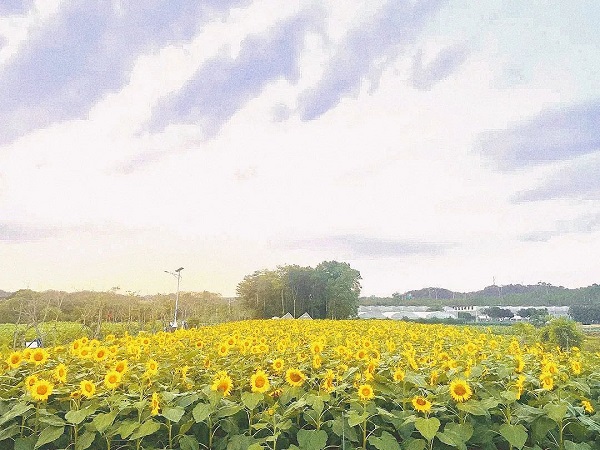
[316, 261, 362, 319]
[540, 317, 584, 350]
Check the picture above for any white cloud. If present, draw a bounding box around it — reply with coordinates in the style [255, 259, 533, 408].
[0, 0, 598, 296]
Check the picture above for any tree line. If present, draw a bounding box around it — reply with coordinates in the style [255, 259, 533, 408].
[236, 261, 362, 319]
[0, 289, 251, 334]
[361, 283, 600, 307]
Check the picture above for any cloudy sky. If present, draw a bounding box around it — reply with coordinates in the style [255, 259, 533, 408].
[1, 0, 599, 297]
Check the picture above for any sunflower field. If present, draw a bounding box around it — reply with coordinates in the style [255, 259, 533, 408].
[1, 320, 600, 450]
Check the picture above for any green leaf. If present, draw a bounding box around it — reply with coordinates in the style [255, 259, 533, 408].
[404, 438, 426, 450]
[544, 403, 568, 423]
[14, 436, 36, 450]
[38, 414, 66, 427]
[247, 444, 263, 450]
[297, 429, 328, 450]
[531, 416, 556, 444]
[91, 411, 118, 433]
[436, 422, 473, 450]
[312, 396, 324, 416]
[241, 392, 263, 410]
[564, 441, 591, 450]
[0, 402, 33, 427]
[414, 417, 440, 442]
[75, 431, 96, 450]
[347, 410, 368, 427]
[65, 408, 94, 425]
[192, 402, 214, 423]
[501, 391, 518, 403]
[179, 435, 200, 450]
[35, 425, 65, 449]
[116, 420, 139, 439]
[161, 406, 185, 423]
[577, 415, 600, 433]
[457, 400, 489, 416]
[227, 434, 258, 450]
[499, 423, 528, 449]
[216, 404, 243, 418]
[129, 420, 160, 440]
[331, 416, 359, 442]
[368, 430, 401, 450]
[0, 423, 20, 441]
[179, 419, 194, 435]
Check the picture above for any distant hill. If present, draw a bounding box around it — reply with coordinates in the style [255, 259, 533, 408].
[361, 283, 600, 307]
[0, 290, 11, 298]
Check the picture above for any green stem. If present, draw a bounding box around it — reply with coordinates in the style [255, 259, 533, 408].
[558, 419, 564, 450]
[208, 416, 213, 450]
[362, 413, 367, 450]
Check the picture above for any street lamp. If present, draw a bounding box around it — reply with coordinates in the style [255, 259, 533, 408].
[164, 267, 184, 328]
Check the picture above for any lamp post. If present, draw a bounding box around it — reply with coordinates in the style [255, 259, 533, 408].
[164, 267, 184, 328]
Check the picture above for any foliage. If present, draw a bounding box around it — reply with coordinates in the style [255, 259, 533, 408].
[362, 282, 600, 307]
[541, 317, 585, 351]
[482, 306, 514, 320]
[236, 261, 362, 319]
[0, 319, 599, 449]
[0, 289, 250, 329]
[569, 305, 600, 324]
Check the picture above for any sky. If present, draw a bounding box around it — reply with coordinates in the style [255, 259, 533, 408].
[1, 0, 600, 297]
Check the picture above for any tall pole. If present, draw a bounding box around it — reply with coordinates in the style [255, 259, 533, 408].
[175, 271, 181, 327]
[165, 267, 184, 329]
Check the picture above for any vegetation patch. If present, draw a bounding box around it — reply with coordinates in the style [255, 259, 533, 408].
[1, 319, 599, 449]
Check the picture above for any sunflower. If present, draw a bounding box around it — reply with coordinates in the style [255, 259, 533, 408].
[285, 368, 306, 387]
[24, 374, 39, 391]
[355, 348, 369, 361]
[250, 369, 270, 393]
[211, 371, 233, 397]
[54, 363, 67, 383]
[412, 396, 432, 414]
[104, 370, 122, 390]
[93, 347, 109, 362]
[310, 341, 324, 354]
[312, 354, 322, 369]
[540, 373, 554, 391]
[70, 340, 81, 355]
[429, 370, 439, 386]
[145, 359, 158, 377]
[31, 379, 53, 402]
[321, 369, 335, 394]
[571, 360, 582, 375]
[393, 367, 405, 382]
[358, 383, 374, 402]
[80, 380, 96, 398]
[514, 355, 525, 373]
[217, 343, 229, 357]
[582, 399, 594, 414]
[151, 392, 160, 416]
[272, 358, 284, 373]
[114, 360, 128, 374]
[449, 379, 472, 402]
[7, 351, 22, 369]
[30, 348, 49, 366]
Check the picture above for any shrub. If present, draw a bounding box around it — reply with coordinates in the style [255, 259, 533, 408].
[541, 317, 584, 350]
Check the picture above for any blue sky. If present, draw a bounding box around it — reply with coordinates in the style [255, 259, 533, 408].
[1, 0, 599, 296]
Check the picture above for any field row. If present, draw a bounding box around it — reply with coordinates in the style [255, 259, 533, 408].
[1, 320, 599, 449]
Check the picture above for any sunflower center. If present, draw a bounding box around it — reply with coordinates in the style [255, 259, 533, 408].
[290, 372, 301, 382]
[416, 398, 426, 406]
[37, 385, 48, 395]
[255, 377, 265, 388]
[454, 385, 467, 396]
